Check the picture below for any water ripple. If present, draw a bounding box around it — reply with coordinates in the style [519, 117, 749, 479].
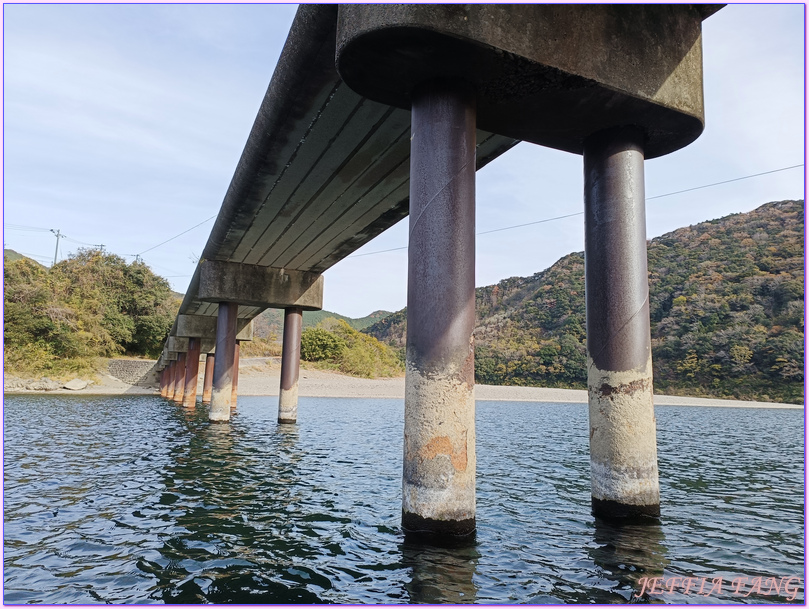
[4, 396, 804, 603]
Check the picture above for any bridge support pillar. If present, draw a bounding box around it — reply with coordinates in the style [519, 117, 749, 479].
[278, 307, 303, 424]
[231, 342, 241, 411]
[202, 353, 215, 404]
[166, 361, 176, 400]
[210, 302, 238, 421]
[402, 80, 477, 540]
[182, 338, 201, 407]
[172, 352, 187, 404]
[583, 126, 660, 520]
[159, 368, 167, 398]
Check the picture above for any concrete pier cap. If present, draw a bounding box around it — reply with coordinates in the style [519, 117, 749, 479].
[167, 336, 189, 354]
[176, 314, 254, 343]
[197, 260, 323, 311]
[336, 4, 722, 159]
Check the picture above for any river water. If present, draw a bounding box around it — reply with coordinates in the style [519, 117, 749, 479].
[3, 395, 804, 604]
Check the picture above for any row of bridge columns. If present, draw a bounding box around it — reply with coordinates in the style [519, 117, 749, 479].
[157, 304, 307, 426]
[154, 109, 660, 541]
[159, 339, 241, 410]
[153, 2, 720, 543]
[401, 81, 659, 539]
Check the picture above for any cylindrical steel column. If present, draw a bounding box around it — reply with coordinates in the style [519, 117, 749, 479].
[202, 353, 215, 404]
[210, 302, 238, 421]
[159, 368, 167, 397]
[172, 352, 187, 404]
[182, 338, 201, 407]
[278, 307, 303, 424]
[402, 80, 477, 540]
[166, 361, 176, 400]
[583, 125, 660, 520]
[231, 342, 240, 410]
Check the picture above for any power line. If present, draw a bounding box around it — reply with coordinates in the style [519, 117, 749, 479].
[646, 164, 804, 201]
[4, 162, 803, 263]
[346, 162, 804, 259]
[4, 224, 51, 233]
[61, 235, 98, 247]
[12, 251, 53, 263]
[134, 214, 216, 256]
[477, 211, 583, 236]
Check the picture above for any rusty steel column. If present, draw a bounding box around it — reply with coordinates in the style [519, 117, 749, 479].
[166, 361, 176, 400]
[173, 352, 187, 404]
[583, 125, 660, 520]
[159, 368, 167, 398]
[231, 342, 240, 410]
[202, 353, 215, 404]
[182, 338, 201, 407]
[278, 307, 303, 424]
[210, 302, 238, 421]
[402, 80, 477, 540]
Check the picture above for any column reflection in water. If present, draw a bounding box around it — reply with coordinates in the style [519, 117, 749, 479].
[399, 541, 480, 604]
[589, 517, 669, 602]
[146, 406, 316, 604]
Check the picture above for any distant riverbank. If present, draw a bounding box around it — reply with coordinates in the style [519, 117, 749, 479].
[4, 357, 802, 409]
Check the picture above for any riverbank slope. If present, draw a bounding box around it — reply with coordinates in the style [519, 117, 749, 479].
[4, 357, 801, 409]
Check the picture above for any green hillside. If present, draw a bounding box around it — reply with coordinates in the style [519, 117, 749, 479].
[4, 249, 179, 377]
[253, 308, 392, 340]
[365, 200, 804, 404]
[4, 249, 39, 264]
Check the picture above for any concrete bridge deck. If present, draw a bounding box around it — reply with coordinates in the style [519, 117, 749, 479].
[174, 5, 516, 325]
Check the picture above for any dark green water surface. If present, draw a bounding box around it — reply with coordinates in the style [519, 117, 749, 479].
[3, 396, 804, 604]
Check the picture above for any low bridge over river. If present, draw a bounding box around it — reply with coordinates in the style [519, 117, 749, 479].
[155, 4, 722, 541]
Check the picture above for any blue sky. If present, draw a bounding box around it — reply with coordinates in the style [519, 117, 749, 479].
[3, 3, 804, 318]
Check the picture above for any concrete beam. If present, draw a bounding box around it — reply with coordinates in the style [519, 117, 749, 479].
[197, 260, 323, 311]
[176, 314, 254, 341]
[336, 4, 717, 158]
[168, 336, 189, 354]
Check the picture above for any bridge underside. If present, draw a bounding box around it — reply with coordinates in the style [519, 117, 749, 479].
[158, 3, 721, 541]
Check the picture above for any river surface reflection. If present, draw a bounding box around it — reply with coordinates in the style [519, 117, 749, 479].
[4, 396, 804, 603]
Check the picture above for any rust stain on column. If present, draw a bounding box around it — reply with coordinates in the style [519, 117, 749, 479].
[202, 353, 215, 404]
[402, 79, 477, 541]
[159, 368, 167, 398]
[173, 352, 187, 404]
[210, 301, 238, 421]
[166, 361, 176, 400]
[231, 342, 240, 410]
[278, 307, 303, 424]
[182, 337, 201, 407]
[584, 125, 660, 521]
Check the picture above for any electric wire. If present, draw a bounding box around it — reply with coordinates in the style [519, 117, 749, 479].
[3, 163, 803, 263]
[347, 163, 804, 259]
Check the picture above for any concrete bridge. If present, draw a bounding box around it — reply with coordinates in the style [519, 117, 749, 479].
[154, 4, 722, 542]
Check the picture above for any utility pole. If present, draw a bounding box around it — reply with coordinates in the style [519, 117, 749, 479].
[50, 229, 62, 266]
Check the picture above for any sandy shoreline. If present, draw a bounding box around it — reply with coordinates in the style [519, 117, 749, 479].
[5, 357, 802, 409]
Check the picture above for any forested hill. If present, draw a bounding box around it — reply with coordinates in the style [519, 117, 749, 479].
[252, 308, 391, 340]
[365, 200, 804, 404]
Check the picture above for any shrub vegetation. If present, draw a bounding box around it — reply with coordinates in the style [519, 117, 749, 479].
[301, 318, 403, 378]
[4, 249, 178, 377]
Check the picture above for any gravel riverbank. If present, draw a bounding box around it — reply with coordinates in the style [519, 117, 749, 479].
[4, 357, 802, 408]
